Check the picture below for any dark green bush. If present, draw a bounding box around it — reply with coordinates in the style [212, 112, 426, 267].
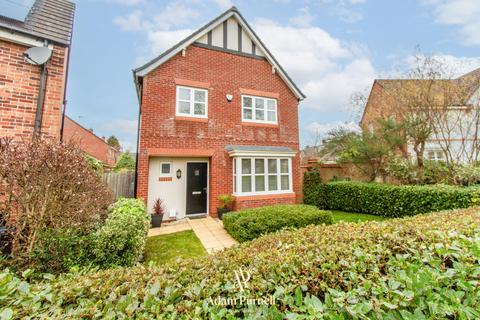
[302, 170, 327, 208]
[223, 204, 333, 242]
[320, 181, 480, 217]
[92, 198, 150, 268]
[32, 229, 94, 273]
[22, 198, 150, 273]
[2, 208, 480, 318]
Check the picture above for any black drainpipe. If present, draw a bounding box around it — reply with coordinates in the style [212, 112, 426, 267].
[60, 10, 75, 142]
[32, 61, 48, 138]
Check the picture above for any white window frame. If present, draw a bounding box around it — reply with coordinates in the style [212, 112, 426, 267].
[233, 157, 292, 196]
[159, 162, 173, 177]
[241, 95, 277, 124]
[425, 149, 445, 161]
[176, 85, 208, 118]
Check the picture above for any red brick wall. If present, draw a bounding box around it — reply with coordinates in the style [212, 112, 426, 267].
[0, 39, 68, 140]
[137, 45, 300, 215]
[63, 116, 120, 167]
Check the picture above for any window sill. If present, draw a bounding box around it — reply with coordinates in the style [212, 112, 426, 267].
[241, 122, 278, 128]
[234, 192, 295, 201]
[175, 116, 208, 123]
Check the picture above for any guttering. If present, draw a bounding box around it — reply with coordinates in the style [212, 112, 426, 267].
[32, 47, 49, 138]
[60, 9, 75, 142]
[133, 73, 142, 198]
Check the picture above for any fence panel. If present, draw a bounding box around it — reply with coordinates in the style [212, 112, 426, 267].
[103, 171, 135, 199]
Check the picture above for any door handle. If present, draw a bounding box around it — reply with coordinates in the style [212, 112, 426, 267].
[192, 191, 201, 195]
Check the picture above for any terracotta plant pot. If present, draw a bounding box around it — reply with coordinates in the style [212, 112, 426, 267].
[151, 214, 164, 228]
[217, 208, 230, 220]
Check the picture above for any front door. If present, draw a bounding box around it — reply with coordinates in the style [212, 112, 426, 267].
[186, 162, 208, 215]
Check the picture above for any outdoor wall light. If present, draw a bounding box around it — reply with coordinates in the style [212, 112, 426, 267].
[226, 94, 233, 102]
[176, 169, 182, 179]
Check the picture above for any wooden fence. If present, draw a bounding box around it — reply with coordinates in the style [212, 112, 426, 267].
[103, 171, 135, 199]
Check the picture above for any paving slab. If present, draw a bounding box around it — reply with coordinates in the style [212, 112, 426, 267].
[187, 216, 238, 254]
[148, 219, 191, 237]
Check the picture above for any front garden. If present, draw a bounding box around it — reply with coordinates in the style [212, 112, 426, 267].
[2, 138, 480, 318]
[2, 207, 479, 318]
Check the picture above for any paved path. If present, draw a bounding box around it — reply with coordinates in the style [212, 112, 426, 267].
[148, 216, 238, 254]
[187, 216, 238, 253]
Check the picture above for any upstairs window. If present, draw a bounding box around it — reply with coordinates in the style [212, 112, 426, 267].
[426, 149, 445, 161]
[242, 95, 277, 124]
[176, 86, 208, 118]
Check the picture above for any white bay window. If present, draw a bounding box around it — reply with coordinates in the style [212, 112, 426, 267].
[234, 157, 292, 195]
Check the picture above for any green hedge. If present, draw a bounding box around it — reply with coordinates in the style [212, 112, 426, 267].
[303, 176, 480, 217]
[223, 204, 333, 242]
[31, 198, 150, 272]
[2, 208, 480, 318]
[302, 170, 327, 209]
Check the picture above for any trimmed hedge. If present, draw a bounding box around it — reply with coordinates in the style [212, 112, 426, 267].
[302, 169, 327, 209]
[222, 204, 333, 242]
[1, 208, 480, 318]
[303, 176, 480, 217]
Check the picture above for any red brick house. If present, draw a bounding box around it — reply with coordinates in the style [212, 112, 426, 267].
[133, 7, 305, 219]
[63, 116, 120, 167]
[0, 0, 75, 140]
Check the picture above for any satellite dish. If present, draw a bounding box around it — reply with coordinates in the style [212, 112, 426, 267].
[23, 46, 52, 65]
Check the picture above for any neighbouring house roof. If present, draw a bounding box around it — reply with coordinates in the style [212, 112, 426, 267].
[133, 6, 305, 101]
[360, 67, 480, 125]
[0, 0, 75, 46]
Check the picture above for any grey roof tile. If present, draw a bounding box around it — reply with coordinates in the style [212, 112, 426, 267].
[0, 0, 75, 46]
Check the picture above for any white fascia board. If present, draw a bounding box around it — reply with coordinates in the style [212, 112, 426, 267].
[231, 12, 304, 100]
[134, 10, 305, 100]
[0, 28, 49, 48]
[228, 150, 297, 158]
[135, 12, 235, 78]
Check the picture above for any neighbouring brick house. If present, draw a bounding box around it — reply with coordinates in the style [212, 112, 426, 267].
[133, 7, 305, 219]
[63, 116, 120, 167]
[360, 68, 480, 163]
[0, 0, 75, 140]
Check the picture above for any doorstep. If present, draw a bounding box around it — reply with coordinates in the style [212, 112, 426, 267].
[148, 219, 191, 237]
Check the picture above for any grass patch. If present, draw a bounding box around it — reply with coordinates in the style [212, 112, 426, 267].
[144, 230, 206, 264]
[331, 210, 387, 223]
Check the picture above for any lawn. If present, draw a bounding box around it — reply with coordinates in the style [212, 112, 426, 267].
[331, 210, 387, 223]
[144, 230, 206, 265]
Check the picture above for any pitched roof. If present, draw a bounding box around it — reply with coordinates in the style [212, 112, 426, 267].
[360, 67, 480, 125]
[133, 6, 305, 100]
[0, 0, 75, 46]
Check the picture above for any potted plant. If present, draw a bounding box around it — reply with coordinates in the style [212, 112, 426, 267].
[151, 198, 165, 228]
[217, 194, 235, 220]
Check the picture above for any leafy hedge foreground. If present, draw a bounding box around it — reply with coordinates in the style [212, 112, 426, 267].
[223, 204, 333, 242]
[304, 176, 480, 217]
[1, 208, 480, 319]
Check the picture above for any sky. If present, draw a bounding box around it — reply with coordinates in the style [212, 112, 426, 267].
[2, 0, 480, 150]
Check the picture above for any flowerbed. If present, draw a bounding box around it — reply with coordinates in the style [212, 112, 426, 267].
[1, 208, 480, 318]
